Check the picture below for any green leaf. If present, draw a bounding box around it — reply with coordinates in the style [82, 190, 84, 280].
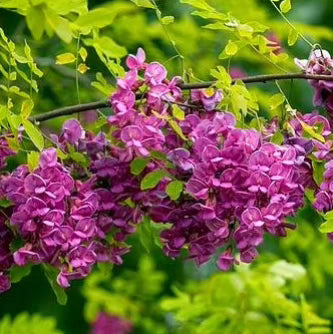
[9, 86, 30, 98]
[20, 99, 34, 119]
[22, 119, 44, 151]
[301, 121, 325, 143]
[131, 157, 150, 175]
[271, 130, 284, 145]
[180, 0, 215, 11]
[26, 6, 45, 40]
[69, 151, 90, 167]
[247, 21, 269, 33]
[27, 151, 40, 172]
[169, 120, 187, 141]
[237, 24, 254, 38]
[150, 151, 168, 161]
[192, 10, 227, 20]
[139, 216, 154, 252]
[75, 8, 116, 29]
[55, 53, 76, 65]
[280, 0, 291, 13]
[141, 169, 166, 190]
[319, 220, 333, 233]
[166, 181, 183, 200]
[324, 210, 333, 220]
[57, 148, 67, 160]
[9, 71, 16, 81]
[47, 0, 88, 15]
[44, 9, 72, 43]
[269, 93, 285, 110]
[224, 40, 238, 57]
[230, 84, 251, 118]
[172, 104, 185, 121]
[79, 47, 88, 62]
[10, 264, 32, 283]
[161, 16, 174, 25]
[43, 264, 68, 305]
[211, 66, 232, 87]
[288, 28, 298, 46]
[0, 196, 13, 208]
[90, 36, 127, 59]
[130, 0, 156, 9]
[312, 161, 325, 187]
[77, 63, 89, 74]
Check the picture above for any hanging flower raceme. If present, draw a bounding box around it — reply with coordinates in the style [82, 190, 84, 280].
[106, 48, 311, 271]
[0, 144, 139, 290]
[0, 47, 326, 294]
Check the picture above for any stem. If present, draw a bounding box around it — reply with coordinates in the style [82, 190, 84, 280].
[75, 34, 81, 121]
[268, 0, 313, 48]
[30, 72, 333, 123]
[151, 0, 185, 76]
[30, 100, 110, 122]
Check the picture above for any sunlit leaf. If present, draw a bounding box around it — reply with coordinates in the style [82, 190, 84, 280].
[141, 169, 166, 190]
[79, 47, 88, 61]
[166, 180, 183, 200]
[55, 53, 76, 65]
[26, 6, 45, 40]
[161, 16, 174, 25]
[20, 99, 34, 119]
[22, 119, 44, 151]
[280, 0, 291, 13]
[269, 93, 285, 110]
[172, 104, 185, 121]
[288, 28, 298, 46]
[131, 157, 150, 175]
[27, 151, 40, 172]
[130, 0, 156, 9]
[77, 63, 89, 74]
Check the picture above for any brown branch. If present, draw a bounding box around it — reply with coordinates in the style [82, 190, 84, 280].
[30, 72, 333, 123]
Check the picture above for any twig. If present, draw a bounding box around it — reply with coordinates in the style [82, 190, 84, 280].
[30, 72, 333, 123]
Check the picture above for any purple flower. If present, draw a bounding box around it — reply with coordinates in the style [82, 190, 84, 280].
[217, 248, 236, 271]
[241, 208, 265, 228]
[13, 246, 41, 266]
[191, 89, 224, 111]
[40, 148, 58, 168]
[145, 62, 167, 85]
[92, 313, 133, 334]
[167, 148, 194, 171]
[120, 125, 149, 159]
[240, 247, 258, 263]
[61, 119, 85, 145]
[230, 67, 246, 79]
[126, 47, 146, 70]
[0, 273, 10, 293]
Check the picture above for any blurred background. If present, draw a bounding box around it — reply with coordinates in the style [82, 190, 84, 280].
[1, 0, 333, 333]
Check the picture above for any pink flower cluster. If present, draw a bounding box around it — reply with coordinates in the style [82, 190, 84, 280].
[2, 47, 333, 294]
[106, 48, 312, 271]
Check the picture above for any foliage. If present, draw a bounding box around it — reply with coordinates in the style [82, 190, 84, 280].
[161, 260, 331, 334]
[83, 255, 168, 333]
[0, 313, 63, 334]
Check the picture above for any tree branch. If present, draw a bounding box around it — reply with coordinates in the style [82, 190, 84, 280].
[30, 72, 333, 123]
